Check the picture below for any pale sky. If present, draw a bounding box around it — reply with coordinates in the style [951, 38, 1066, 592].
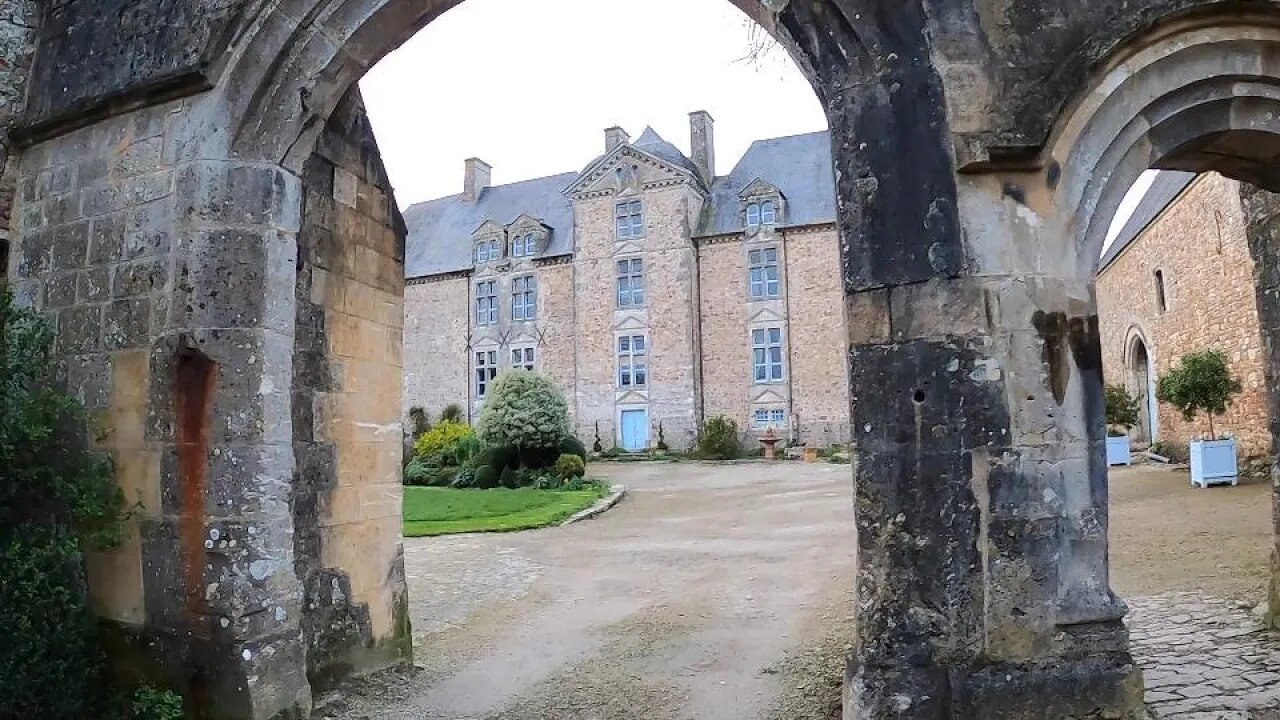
[1103, 170, 1160, 254]
[359, 0, 827, 208]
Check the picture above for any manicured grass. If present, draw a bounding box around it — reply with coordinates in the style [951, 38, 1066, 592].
[402, 486, 606, 537]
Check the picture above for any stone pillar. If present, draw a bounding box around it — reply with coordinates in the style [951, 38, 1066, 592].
[1238, 183, 1280, 628]
[9, 101, 312, 718]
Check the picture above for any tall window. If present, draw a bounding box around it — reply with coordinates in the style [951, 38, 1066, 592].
[511, 347, 535, 371]
[475, 350, 498, 398]
[617, 335, 648, 388]
[617, 258, 645, 307]
[475, 280, 497, 325]
[616, 200, 644, 239]
[748, 248, 780, 299]
[512, 233, 536, 258]
[752, 328, 784, 382]
[746, 200, 778, 227]
[475, 239, 498, 263]
[1154, 269, 1167, 313]
[512, 275, 537, 321]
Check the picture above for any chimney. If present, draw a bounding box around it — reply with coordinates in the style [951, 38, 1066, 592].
[605, 127, 630, 153]
[463, 158, 491, 202]
[689, 111, 716, 183]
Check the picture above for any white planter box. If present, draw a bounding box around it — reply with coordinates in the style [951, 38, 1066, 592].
[1106, 435, 1131, 466]
[1190, 438, 1238, 488]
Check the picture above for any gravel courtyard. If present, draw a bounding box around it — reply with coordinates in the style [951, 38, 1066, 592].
[322, 461, 855, 720]
[321, 460, 1280, 720]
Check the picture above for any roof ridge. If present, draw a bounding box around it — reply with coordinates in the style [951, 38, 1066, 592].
[404, 170, 582, 212]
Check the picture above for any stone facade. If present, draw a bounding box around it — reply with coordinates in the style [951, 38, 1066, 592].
[1097, 173, 1271, 457]
[17, 2, 1280, 718]
[401, 122, 852, 451]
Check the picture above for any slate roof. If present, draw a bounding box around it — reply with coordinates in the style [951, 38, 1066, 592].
[403, 129, 837, 280]
[697, 131, 834, 237]
[1098, 171, 1198, 272]
[403, 172, 578, 278]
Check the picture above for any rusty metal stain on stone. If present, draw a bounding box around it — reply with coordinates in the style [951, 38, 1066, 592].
[173, 346, 217, 626]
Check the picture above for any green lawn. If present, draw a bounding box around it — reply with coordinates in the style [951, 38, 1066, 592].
[402, 486, 606, 537]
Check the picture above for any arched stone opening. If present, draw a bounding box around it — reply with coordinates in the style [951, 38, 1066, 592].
[1123, 328, 1157, 446]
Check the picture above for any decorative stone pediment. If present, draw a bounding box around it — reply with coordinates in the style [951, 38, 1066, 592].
[612, 314, 648, 332]
[471, 219, 504, 239]
[738, 177, 784, 202]
[615, 390, 649, 405]
[565, 146, 697, 199]
[751, 388, 788, 404]
[507, 214, 550, 234]
[748, 307, 786, 324]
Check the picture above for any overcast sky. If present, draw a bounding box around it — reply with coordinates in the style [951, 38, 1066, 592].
[359, 0, 827, 208]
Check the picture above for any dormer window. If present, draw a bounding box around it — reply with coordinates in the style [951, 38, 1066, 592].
[512, 233, 537, 258]
[746, 200, 778, 227]
[475, 239, 500, 263]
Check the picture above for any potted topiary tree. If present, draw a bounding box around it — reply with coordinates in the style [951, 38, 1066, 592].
[1156, 350, 1243, 488]
[1104, 384, 1140, 467]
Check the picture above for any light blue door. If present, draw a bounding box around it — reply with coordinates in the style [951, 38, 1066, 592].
[620, 410, 649, 451]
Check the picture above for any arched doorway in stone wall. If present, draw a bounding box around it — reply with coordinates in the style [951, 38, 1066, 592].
[19, 2, 1280, 719]
[1125, 329, 1157, 446]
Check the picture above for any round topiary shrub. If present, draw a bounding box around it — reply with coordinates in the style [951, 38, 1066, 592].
[476, 372, 569, 461]
[499, 466, 522, 489]
[474, 465, 500, 489]
[554, 454, 586, 481]
[559, 435, 588, 464]
[471, 445, 519, 474]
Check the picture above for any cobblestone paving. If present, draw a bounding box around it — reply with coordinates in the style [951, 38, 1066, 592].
[1129, 593, 1280, 719]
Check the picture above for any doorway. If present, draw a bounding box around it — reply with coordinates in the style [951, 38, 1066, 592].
[620, 409, 649, 451]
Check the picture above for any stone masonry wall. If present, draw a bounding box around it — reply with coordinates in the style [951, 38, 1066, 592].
[402, 274, 469, 419]
[536, 259, 578, 428]
[1096, 173, 1270, 456]
[0, 0, 37, 259]
[698, 238, 750, 432]
[784, 226, 850, 446]
[292, 88, 410, 690]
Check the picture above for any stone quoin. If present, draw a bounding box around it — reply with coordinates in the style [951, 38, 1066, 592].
[8, 2, 1280, 718]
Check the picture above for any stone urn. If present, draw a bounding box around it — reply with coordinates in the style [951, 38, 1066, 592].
[759, 428, 781, 460]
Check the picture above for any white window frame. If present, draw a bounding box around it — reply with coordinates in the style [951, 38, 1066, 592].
[752, 327, 785, 383]
[748, 247, 780, 300]
[617, 335, 648, 389]
[511, 346, 535, 371]
[616, 200, 644, 239]
[511, 274, 537, 321]
[746, 203, 761, 227]
[475, 280, 498, 325]
[475, 350, 499, 398]
[761, 200, 777, 225]
[475, 239, 498, 263]
[512, 233, 536, 258]
[617, 258, 645, 308]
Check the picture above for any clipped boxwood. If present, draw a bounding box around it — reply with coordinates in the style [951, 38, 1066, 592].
[560, 435, 588, 464]
[474, 465, 500, 489]
[554, 454, 586, 480]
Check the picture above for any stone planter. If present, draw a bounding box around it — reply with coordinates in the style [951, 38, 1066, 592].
[1106, 434, 1131, 466]
[1190, 438, 1239, 488]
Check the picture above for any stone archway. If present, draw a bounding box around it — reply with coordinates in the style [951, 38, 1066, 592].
[16, 2, 1280, 719]
[1124, 328, 1157, 445]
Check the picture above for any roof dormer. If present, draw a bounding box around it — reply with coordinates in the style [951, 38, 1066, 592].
[506, 214, 551, 260]
[739, 178, 786, 231]
[471, 220, 505, 266]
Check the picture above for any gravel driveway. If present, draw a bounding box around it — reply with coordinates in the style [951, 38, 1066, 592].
[321, 461, 856, 720]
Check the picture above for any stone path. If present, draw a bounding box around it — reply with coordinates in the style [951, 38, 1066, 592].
[1129, 593, 1280, 719]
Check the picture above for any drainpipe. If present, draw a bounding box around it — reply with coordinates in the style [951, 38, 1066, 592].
[781, 230, 797, 445]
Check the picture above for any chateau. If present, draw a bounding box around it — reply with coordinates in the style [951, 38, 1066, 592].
[402, 113, 850, 451]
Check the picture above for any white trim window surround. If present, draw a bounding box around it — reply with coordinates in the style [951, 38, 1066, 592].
[617, 335, 648, 388]
[748, 247, 780, 299]
[616, 200, 644, 239]
[746, 200, 778, 227]
[512, 275, 537, 321]
[475, 280, 498, 325]
[511, 347, 535, 371]
[511, 232, 537, 258]
[617, 258, 645, 308]
[475, 238, 500, 263]
[752, 408, 786, 428]
[475, 350, 499, 397]
[752, 328, 785, 382]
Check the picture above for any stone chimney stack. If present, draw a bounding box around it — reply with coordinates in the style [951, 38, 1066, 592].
[463, 158, 491, 202]
[689, 111, 716, 183]
[605, 127, 630, 153]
